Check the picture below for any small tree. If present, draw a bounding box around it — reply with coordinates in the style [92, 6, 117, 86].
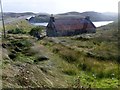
[29, 26, 43, 37]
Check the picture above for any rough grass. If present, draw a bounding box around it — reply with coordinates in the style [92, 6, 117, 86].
[2, 35, 69, 88]
[38, 25, 118, 88]
[2, 21, 119, 88]
[43, 39, 118, 78]
[52, 44, 80, 63]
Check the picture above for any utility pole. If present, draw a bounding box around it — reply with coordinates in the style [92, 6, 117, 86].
[0, 0, 6, 38]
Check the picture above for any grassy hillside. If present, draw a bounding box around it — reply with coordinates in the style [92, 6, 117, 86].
[1, 20, 119, 88]
[5, 19, 34, 32]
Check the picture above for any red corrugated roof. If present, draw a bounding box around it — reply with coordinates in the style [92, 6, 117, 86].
[52, 18, 95, 31]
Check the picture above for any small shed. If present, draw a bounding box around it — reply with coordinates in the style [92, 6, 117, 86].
[46, 15, 96, 37]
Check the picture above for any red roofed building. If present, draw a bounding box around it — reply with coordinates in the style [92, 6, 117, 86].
[46, 15, 96, 37]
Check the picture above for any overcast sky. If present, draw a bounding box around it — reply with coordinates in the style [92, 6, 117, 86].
[1, 0, 119, 14]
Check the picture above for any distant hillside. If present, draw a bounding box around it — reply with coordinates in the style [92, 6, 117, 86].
[28, 14, 50, 23]
[0, 12, 36, 20]
[57, 11, 82, 15]
[57, 11, 117, 21]
[1, 11, 117, 23]
[80, 11, 117, 21]
[27, 11, 117, 23]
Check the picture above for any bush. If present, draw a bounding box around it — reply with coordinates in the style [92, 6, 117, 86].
[8, 28, 26, 34]
[10, 39, 32, 48]
[62, 69, 76, 76]
[29, 26, 43, 37]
